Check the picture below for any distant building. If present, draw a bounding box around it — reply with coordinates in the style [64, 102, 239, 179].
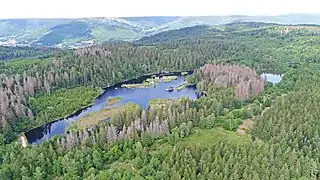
[7, 39, 17, 46]
[0, 39, 17, 46]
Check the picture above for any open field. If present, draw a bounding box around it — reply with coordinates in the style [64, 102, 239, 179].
[69, 103, 140, 131]
[184, 127, 251, 146]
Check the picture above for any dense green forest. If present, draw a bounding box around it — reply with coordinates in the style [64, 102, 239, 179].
[0, 46, 56, 61]
[1, 22, 320, 179]
[27, 87, 101, 129]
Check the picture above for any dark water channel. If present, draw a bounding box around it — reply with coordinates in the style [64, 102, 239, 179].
[25, 72, 197, 144]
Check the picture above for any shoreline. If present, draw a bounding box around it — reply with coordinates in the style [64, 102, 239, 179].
[24, 70, 194, 135]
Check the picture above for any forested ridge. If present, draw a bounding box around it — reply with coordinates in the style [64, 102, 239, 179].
[1, 22, 320, 179]
[0, 46, 57, 61]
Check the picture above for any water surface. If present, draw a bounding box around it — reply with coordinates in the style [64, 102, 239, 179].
[25, 73, 197, 144]
[261, 73, 282, 84]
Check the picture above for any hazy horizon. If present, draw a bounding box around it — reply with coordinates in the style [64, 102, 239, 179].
[1, 0, 320, 19]
[1, 13, 320, 20]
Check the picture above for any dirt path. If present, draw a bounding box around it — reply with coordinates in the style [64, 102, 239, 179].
[20, 135, 27, 148]
[261, 107, 270, 116]
[237, 119, 254, 135]
[237, 94, 287, 135]
[237, 107, 270, 135]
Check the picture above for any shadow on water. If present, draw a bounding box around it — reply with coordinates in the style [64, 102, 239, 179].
[25, 71, 197, 144]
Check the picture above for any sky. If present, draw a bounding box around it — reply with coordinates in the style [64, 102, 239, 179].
[1, 0, 320, 18]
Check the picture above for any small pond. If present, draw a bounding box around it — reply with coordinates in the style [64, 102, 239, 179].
[261, 73, 282, 84]
[25, 72, 197, 144]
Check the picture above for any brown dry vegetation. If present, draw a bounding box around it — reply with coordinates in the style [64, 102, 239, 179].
[237, 119, 254, 135]
[201, 64, 265, 99]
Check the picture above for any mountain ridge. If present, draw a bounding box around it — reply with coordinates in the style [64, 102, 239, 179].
[1, 13, 320, 48]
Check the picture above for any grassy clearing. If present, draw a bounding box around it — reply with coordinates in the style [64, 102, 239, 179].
[148, 98, 175, 108]
[183, 127, 251, 146]
[69, 103, 140, 131]
[106, 96, 122, 106]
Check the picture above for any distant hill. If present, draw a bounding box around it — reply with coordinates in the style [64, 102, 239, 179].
[0, 14, 319, 48]
[135, 22, 320, 45]
[135, 25, 215, 44]
[35, 21, 93, 46]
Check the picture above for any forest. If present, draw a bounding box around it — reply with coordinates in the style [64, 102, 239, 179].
[0, 46, 56, 61]
[0, 22, 320, 179]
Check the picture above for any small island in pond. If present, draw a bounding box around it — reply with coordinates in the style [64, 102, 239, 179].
[165, 86, 174, 92]
[176, 84, 186, 91]
[161, 75, 178, 82]
[106, 96, 122, 106]
[121, 81, 156, 88]
[121, 75, 179, 89]
[181, 72, 189, 76]
[145, 76, 161, 83]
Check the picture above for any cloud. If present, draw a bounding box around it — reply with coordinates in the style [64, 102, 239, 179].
[1, 0, 319, 18]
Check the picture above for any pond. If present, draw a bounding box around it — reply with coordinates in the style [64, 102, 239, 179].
[25, 72, 197, 144]
[261, 73, 282, 84]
